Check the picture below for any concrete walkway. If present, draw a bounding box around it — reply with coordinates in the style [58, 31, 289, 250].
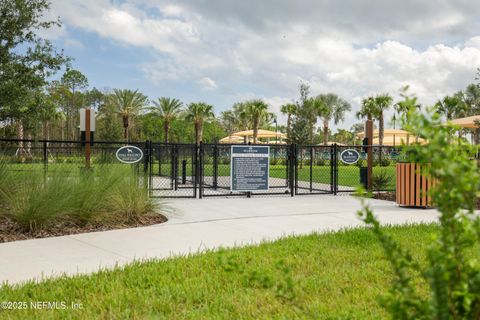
[0, 196, 439, 285]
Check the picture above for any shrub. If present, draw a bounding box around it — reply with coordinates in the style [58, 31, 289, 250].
[358, 106, 480, 319]
[371, 169, 392, 193]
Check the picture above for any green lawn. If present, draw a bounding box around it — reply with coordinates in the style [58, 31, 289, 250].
[0, 224, 438, 319]
[5, 161, 397, 189]
[158, 162, 396, 189]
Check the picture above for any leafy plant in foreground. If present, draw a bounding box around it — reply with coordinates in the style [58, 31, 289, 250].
[358, 106, 480, 319]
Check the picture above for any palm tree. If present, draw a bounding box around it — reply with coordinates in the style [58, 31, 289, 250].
[373, 94, 393, 146]
[185, 102, 215, 145]
[317, 93, 352, 145]
[464, 84, 480, 143]
[109, 89, 148, 141]
[150, 97, 183, 143]
[435, 93, 467, 121]
[243, 99, 271, 143]
[280, 103, 297, 142]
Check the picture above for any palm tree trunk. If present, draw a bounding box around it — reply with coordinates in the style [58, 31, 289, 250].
[287, 114, 291, 142]
[123, 116, 129, 142]
[164, 120, 169, 143]
[379, 112, 384, 146]
[323, 118, 329, 146]
[195, 121, 200, 145]
[253, 119, 259, 144]
[199, 122, 203, 144]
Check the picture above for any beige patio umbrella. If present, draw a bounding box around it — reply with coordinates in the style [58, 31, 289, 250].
[232, 129, 287, 139]
[372, 136, 427, 146]
[219, 135, 245, 144]
[447, 115, 480, 129]
[356, 129, 411, 139]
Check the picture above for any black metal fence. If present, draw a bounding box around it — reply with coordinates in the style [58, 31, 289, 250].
[0, 139, 404, 199]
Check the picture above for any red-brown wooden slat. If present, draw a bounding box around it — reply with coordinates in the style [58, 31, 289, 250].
[410, 163, 415, 205]
[422, 165, 427, 206]
[405, 163, 410, 205]
[415, 163, 421, 207]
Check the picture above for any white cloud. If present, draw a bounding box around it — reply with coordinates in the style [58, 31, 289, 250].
[198, 77, 218, 90]
[48, 0, 480, 130]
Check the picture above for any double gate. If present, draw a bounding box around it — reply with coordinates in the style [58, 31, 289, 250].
[147, 143, 398, 198]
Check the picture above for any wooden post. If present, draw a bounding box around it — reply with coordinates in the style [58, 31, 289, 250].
[366, 119, 373, 191]
[85, 108, 91, 169]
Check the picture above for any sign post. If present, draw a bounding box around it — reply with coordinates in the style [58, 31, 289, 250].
[231, 145, 269, 192]
[366, 119, 373, 191]
[79, 108, 96, 169]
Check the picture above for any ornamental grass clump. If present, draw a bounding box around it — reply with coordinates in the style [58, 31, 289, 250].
[358, 104, 480, 319]
[0, 163, 156, 233]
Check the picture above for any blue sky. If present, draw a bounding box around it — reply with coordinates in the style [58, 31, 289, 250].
[45, 0, 480, 130]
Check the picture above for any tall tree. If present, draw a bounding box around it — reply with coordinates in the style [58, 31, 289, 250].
[150, 97, 183, 143]
[435, 93, 467, 121]
[316, 93, 351, 145]
[60, 69, 88, 139]
[0, 0, 69, 140]
[373, 94, 393, 146]
[357, 96, 378, 122]
[109, 89, 148, 141]
[280, 103, 297, 142]
[242, 99, 271, 143]
[185, 102, 214, 145]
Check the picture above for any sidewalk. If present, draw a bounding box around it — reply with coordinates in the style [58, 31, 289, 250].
[0, 196, 439, 285]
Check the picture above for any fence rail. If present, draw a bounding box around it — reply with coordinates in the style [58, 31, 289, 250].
[0, 138, 404, 199]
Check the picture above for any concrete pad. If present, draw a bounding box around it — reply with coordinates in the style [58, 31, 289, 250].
[0, 195, 441, 285]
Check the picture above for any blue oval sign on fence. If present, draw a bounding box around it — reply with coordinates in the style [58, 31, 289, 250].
[340, 149, 360, 165]
[116, 146, 143, 164]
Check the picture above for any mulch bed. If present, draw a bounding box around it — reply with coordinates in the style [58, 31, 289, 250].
[372, 192, 396, 202]
[0, 213, 167, 243]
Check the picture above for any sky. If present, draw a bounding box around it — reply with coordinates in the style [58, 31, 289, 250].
[43, 0, 480, 131]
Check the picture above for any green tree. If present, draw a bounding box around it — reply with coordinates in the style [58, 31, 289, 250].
[280, 103, 297, 142]
[60, 69, 89, 139]
[0, 0, 69, 139]
[357, 96, 378, 122]
[150, 97, 183, 143]
[374, 94, 393, 146]
[185, 102, 215, 145]
[333, 129, 354, 145]
[242, 100, 272, 143]
[97, 102, 123, 141]
[316, 93, 351, 145]
[435, 93, 467, 121]
[109, 89, 148, 142]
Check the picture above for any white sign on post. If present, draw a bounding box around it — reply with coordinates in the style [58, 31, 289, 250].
[79, 108, 96, 132]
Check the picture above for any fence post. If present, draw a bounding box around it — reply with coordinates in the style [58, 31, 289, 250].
[213, 144, 218, 190]
[198, 142, 203, 199]
[309, 146, 313, 192]
[333, 143, 338, 195]
[330, 145, 334, 193]
[174, 145, 179, 191]
[170, 145, 175, 190]
[290, 143, 296, 196]
[366, 119, 374, 191]
[182, 160, 187, 184]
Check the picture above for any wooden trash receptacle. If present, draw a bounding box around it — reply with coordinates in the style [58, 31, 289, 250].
[396, 163, 434, 208]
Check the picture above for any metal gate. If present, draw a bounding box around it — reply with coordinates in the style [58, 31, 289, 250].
[149, 143, 197, 198]
[199, 143, 294, 198]
[146, 142, 400, 198]
[294, 145, 335, 195]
